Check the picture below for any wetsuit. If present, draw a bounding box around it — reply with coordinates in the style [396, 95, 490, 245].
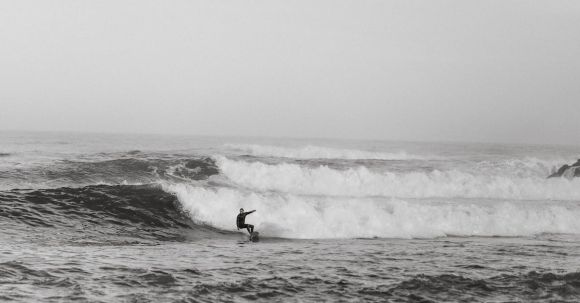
[236, 210, 255, 234]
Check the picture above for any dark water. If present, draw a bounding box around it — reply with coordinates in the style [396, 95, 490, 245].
[2, 227, 580, 302]
[1, 131, 580, 302]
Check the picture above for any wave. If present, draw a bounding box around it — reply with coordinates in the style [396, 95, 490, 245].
[225, 144, 428, 160]
[164, 183, 580, 239]
[0, 157, 219, 190]
[0, 184, 223, 242]
[3, 181, 580, 241]
[215, 157, 580, 200]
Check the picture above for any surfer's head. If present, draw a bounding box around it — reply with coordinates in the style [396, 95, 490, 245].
[240, 208, 244, 213]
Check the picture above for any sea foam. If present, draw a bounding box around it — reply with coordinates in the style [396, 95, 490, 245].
[164, 183, 580, 239]
[215, 156, 580, 200]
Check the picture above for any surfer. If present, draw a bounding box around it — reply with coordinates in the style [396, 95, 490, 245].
[236, 208, 255, 235]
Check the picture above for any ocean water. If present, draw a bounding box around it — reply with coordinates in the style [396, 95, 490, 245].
[1, 131, 580, 302]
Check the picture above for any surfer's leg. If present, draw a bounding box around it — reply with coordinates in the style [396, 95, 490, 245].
[249, 224, 254, 233]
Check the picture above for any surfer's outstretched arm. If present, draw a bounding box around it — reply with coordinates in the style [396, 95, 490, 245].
[246, 210, 256, 215]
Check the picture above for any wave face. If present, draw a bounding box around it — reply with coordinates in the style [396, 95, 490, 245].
[0, 184, 221, 243]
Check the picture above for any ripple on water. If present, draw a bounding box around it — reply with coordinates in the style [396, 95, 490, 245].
[357, 271, 580, 302]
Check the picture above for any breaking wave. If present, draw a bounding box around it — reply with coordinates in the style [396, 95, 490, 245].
[3, 165, 580, 240]
[2, 146, 579, 240]
[225, 144, 428, 160]
[215, 157, 580, 200]
[164, 183, 580, 239]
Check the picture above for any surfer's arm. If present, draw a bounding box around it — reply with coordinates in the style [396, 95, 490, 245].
[246, 210, 256, 215]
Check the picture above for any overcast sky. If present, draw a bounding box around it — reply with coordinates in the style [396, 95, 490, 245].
[1, 0, 579, 144]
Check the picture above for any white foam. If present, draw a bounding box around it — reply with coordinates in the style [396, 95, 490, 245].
[215, 157, 580, 200]
[164, 183, 580, 239]
[225, 144, 427, 160]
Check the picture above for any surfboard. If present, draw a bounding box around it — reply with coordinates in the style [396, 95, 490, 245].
[249, 231, 260, 242]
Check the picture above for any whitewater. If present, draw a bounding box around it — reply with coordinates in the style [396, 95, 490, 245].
[1, 131, 580, 302]
[165, 143, 580, 239]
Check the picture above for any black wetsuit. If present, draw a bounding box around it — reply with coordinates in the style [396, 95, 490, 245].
[237, 210, 255, 234]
